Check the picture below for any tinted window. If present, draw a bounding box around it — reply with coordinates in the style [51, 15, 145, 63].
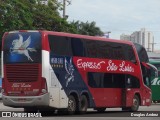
[113, 74, 126, 88]
[125, 45, 136, 61]
[3, 32, 41, 63]
[85, 40, 98, 58]
[134, 43, 149, 62]
[71, 38, 85, 57]
[48, 35, 136, 61]
[48, 35, 72, 56]
[88, 72, 140, 88]
[126, 75, 140, 88]
[88, 72, 103, 88]
[103, 73, 113, 88]
[85, 40, 133, 60]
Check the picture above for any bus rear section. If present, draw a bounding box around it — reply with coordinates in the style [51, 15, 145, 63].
[1, 31, 49, 107]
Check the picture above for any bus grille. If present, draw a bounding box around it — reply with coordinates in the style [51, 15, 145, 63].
[6, 64, 39, 82]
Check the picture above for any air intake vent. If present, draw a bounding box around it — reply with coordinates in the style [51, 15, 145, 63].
[6, 64, 40, 82]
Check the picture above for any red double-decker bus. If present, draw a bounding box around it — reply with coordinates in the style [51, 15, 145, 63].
[1, 30, 152, 114]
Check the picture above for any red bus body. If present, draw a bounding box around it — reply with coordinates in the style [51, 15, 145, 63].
[1, 30, 152, 113]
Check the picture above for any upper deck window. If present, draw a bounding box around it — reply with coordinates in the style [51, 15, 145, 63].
[48, 35, 136, 62]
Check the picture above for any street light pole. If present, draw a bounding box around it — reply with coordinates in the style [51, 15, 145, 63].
[63, 0, 66, 18]
[149, 42, 157, 52]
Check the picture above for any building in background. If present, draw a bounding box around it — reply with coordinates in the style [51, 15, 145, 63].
[120, 28, 154, 52]
[120, 34, 131, 41]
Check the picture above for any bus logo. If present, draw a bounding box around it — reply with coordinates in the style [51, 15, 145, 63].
[10, 34, 36, 61]
[65, 58, 75, 87]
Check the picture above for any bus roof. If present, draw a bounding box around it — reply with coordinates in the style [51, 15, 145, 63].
[42, 30, 134, 45]
[5, 30, 134, 46]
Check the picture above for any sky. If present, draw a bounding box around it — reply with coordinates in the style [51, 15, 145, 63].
[64, 0, 160, 50]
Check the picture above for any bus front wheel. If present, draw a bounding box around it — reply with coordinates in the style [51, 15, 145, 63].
[130, 95, 140, 112]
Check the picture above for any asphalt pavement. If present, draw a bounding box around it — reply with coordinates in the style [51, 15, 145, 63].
[0, 101, 160, 119]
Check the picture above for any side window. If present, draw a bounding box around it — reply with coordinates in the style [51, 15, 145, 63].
[134, 43, 149, 63]
[88, 72, 140, 88]
[113, 74, 125, 88]
[71, 38, 85, 57]
[97, 41, 126, 60]
[103, 73, 125, 88]
[85, 40, 126, 60]
[140, 48, 149, 62]
[103, 73, 113, 88]
[48, 35, 72, 56]
[126, 75, 140, 88]
[108, 43, 126, 60]
[86, 40, 98, 58]
[96, 41, 108, 59]
[126, 46, 136, 62]
[88, 72, 103, 88]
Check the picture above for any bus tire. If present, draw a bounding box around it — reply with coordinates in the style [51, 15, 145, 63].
[67, 95, 76, 115]
[78, 95, 88, 114]
[130, 95, 140, 112]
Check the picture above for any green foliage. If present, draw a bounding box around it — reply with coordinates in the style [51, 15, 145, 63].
[70, 21, 104, 36]
[0, 0, 77, 49]
[0, 0, 104, 51]
[0, 0, 36, 37]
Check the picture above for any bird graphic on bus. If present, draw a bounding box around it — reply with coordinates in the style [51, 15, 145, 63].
[65, 58, 75, 87]
[10, 34, 36, 61]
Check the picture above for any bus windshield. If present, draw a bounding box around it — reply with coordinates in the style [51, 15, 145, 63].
[3, 32, 41, 63]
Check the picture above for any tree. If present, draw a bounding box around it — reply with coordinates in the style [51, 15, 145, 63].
[32, 0, 77, 33]
[0, 0, 104, 50]
[0, 0, 77, 50]
[70, 21, 104, 36]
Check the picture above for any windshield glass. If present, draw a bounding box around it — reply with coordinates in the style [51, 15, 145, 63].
[3, 32, 41, 63]
[134, 43, 149, 63]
